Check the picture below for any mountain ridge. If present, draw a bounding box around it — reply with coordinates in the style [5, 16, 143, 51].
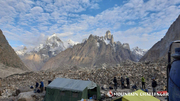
[0, 29, 28, 70]
[16, 33, 78, 71]
[0, 29, 28, 77]
[140, 15, 180, 62]
[42, 31, 137, 71]
[16, 31, 147, 71]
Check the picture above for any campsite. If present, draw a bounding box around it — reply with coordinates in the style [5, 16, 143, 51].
[0, 61, 168, 101]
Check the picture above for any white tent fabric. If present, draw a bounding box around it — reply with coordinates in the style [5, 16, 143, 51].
[47, 78, 97, 92]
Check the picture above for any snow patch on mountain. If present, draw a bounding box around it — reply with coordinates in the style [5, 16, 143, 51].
[16, 47, 28, 56]
[97, 42, 100, 47]
[47, 33, 57, 41]
[132, 47, 147, 61]
[104, 39, 110, 45]
[64, 39, 79, 48]
[34, 44, 44, 52]
[122, 43, 130, 50]
[16, 50, 26, 56]
[16, 34, 79, 58]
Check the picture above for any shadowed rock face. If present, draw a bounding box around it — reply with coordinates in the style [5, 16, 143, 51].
[0, 29, 28, 71]
[42, 33, 136, 71]
[20, 53, 44, 71]
[140, 15, 180, 62]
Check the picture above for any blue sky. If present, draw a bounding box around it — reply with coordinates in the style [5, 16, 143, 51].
[0, 0, 180, 50]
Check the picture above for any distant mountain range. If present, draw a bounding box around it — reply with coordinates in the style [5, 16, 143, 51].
[42, 31, 147, 71]
[1, 14, 180, 75]
[16, 31, 147, 71]
[16, 34, 79, 71]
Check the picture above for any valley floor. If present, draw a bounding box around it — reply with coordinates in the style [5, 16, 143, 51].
[0, 62, 167, 101]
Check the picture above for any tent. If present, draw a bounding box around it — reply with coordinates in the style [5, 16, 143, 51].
[121, 90, 160, 101]
[44, 78, 101, 101]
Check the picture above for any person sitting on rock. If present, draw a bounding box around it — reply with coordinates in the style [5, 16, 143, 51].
[132, 84, 137, 90]
[34, 82, 39, 93]
[132, 82, 138, 90]
[37, 88, 41, 93]
[113, 77, 117, 91]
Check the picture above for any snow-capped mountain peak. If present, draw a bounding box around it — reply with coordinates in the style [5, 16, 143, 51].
[32, 33, 66, 57]
[132, 47, 147, 56]
[17, 34, 80, 57]
[15, 33, 80, 71]
[47, 33, 57, 40]
[132, 46, 148, 61]
[34, 44, 44, 52]
[64, 39, 79, 48]
[67, 39, 77, 45]
[46, 33, 63, 45]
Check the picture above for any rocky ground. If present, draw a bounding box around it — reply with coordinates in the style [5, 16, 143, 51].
[0, 63, 27, 78]
[0, 61, 167, 101]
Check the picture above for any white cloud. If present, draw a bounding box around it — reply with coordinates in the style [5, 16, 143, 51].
[43, 0, 53, 3]
[57, 32, 74, 37]
[3, 31, 21, 41]
[0, 16, 15, 25]
[15, 1, 32, 13]
[0, 1, 17, 17]
[30, 6, 44, 15]
[125, 21, 136, 25]
[0, 0, 180, 50]
[90, 3, 99, 9]
[44, 3, 56, 12]
[13, 45, 25, 51]
[113, 28, 168, 50]
[37, 13, 50, 22]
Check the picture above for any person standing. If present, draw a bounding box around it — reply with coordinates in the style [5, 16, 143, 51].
[126, 76, 130, 89]
[40, 81, 44, 93]
[35, 82, 39, 89]
[152, 79, 157, 96]
[113, 77, 117, 91]
[34, 81, 39, 93]
[121, 77, 124, 89]
[141, 76, 145, 89]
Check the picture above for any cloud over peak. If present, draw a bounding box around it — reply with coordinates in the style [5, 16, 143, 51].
[0, 0, 180, 50]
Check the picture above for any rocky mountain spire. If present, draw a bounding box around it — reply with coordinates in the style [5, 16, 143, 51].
[104, 30, 114, 45]
[105, 30, 112, 40]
